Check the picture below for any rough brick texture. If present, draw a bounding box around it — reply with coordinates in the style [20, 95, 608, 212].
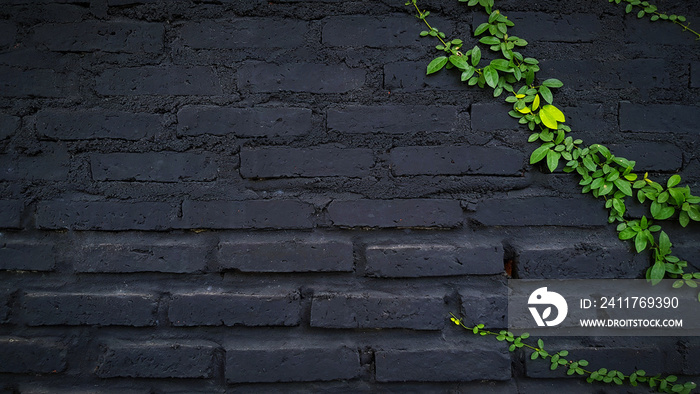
[2, 0, 699, 391]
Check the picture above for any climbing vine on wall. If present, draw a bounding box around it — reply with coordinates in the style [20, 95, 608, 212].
[406, 0, 699, 392]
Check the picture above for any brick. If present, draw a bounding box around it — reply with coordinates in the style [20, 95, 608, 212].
[96, 66, 222, 96]
[238, 62, 365, 93]
[169, 291, 300, 327]
[0, 293, 8, 323]
[0, 22, 17, 47]
[23, 292, 157, 326]
[608, 142, 683, 171]
[561, 104, 607, 132]
[240, 147, 374, 178]
[472, 196, 608, 226]
[327, 199, 462, 228]
[179, 19, 306, 49]
[310, 291, 444, 329]
[471, 102, 517, 131]
[693, 62, 700, 88]
[525, 346, 681, 378]
[91, 153, 217, 182]
[182, 200, 314, 229]
[0, 150, 70, 181]
[74, 236, 207, 273]
[0, 114, 19, 139]
[460, 286, 508, 327]
[0, 240, 55, 271]
[375, 347, 510, 382]
[0, 200, 22, 229]
[322, 16, 436, 47]
[384, 61, 466, 92]
[507, 13, 600, 42]
[540, 59, 669, 90]
[513, 235, 649, 279]
[365, 243, 503, 277]
[177, 105, 310, 137]
[35, 109, 160, 140]
[33, 22, 163, 53]
[96, 340, 217, 378]
[684, 342, 700, 374]
[225, 344, 359, 383]
[620, 102, 700, 134]
[390, 146, 525, 176]
[0, 337, 66, 373]
[327, 105, 459, 134]
[36, 201, 179, 230]
[218, 234, 354, 273]
[0, 67, 73, 97]
[624, 17, 694, 46]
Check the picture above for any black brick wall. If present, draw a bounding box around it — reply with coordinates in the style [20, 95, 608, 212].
[1, 0, 699, 392]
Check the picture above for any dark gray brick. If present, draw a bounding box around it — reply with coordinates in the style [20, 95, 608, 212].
[375, 347, 510, 382]
[36, 201, 180, 231]
[540, 59, 669, 90]
[179, 19, 306, 49]
[0, 22, 17, 47]
[169, 291, 300, 327]
[684, 343, 700, 374]
[177, 105, 311, 137]
[310, 291, 444, 329]
[225, 344, 360, 383]
[238, 62, 365, 93]
[390, 145, 525, 176]
[74, 236, 207, 273]
[624, 17, 695, 47]
[23, 292, 157, 326]
[608, 142, 683, 171]
[693, 62, 700, 88]
[96, 340, 218, 378]
[322, 16, 434, 47]
[0, 150, 70, 181]
[96, 66, 222, 96]
[0, 114, 19, 140]
[91, 153, 217, 182]
[508, 12, 601, 42]
[384, 61, 466, 92]
[0, 67, 74, 97]
[0, 240, 55, 271]
[619, 102, 700, 134]
[327, 199, 462, 228]
[470, 102, 517, 131]
[365, 243, 503, 277]
[240, 147, 374, 178]
[327, 105, 460, 134]
[0, 337, 66, 373]
[514, 237, 649, 279]
[182, 200, 314, 229]
[473, 196, 608, 226]
[218, 234, 354, 273]
[0, 200, 22, 229]
[525, 346, 681, 378]
[36, 109, 161, 140]
[563, 104, 607, 132]
[0, 293, 8, 323]
[460, 286, 508, 328]
[33, 22, 163, 53]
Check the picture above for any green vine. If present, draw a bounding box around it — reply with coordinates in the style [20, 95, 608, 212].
[407, 0, 700, 294]
[609, 0, 700, 40]
[406, 0, 700, 391]
[449, 314, 698, 393]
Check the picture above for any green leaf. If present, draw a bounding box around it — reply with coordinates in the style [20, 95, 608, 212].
[479, 36, 500, 45]
[427, 56, 448, 75]
[613, 178, 633, 197]
[449, 55, 469, 70]
[471, 46, 481, 67]
[539, 85, 553, 104]
[474, 22, 490, 35]
[667, 174, 681, 188]
[659, 231, 671, 255]
[634, 232, 647, 253]
[542, 78, 564, 88]
[547, 150, 561, 172]
[483, 66, 499, 88]
[539, 105, 566, 130]
[688, 206, 700, 221]
[650, 260, 666, 285]
[490, 58, 511, 72]
[530, 143, 554, 164]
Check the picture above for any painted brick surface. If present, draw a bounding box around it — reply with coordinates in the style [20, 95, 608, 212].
[1, 0, 699, 391]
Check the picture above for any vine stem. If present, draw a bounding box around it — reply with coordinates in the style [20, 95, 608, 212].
[411, 1, 450, 47]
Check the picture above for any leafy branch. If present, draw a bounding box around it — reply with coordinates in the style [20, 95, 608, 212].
[449, 314, 698, 393]
[608, 0, 700, 40]
[406, 0, 700, 296]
